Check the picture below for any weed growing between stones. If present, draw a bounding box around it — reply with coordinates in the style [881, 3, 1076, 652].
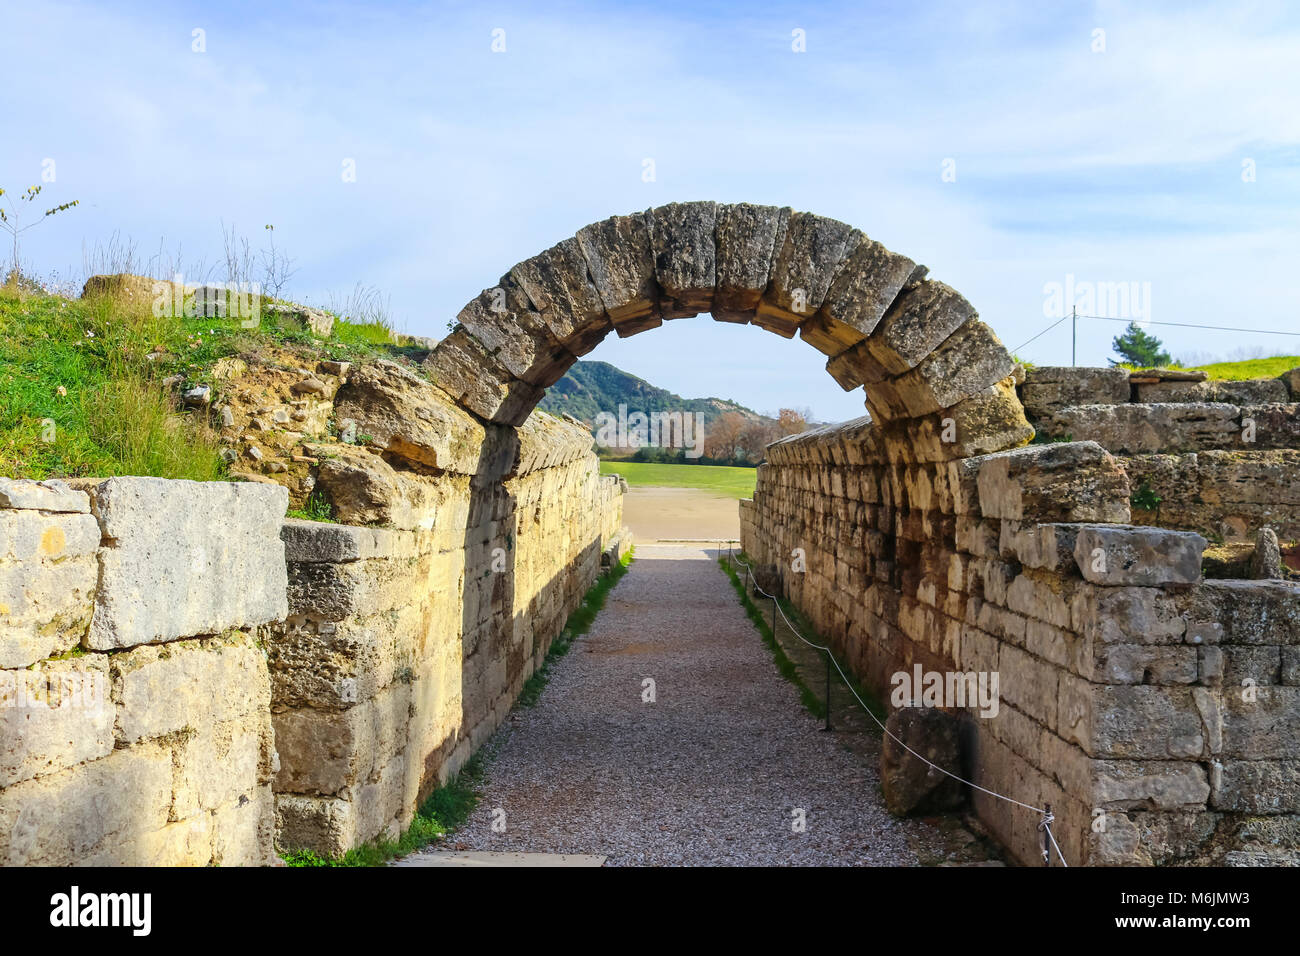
[286, 489, 334, 522]
[518, 546, 634, 707]
[280, 753, 485, 867]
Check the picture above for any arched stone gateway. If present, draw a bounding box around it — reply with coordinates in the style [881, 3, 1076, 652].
[408, 202, 1299, 868]
[426, 201, 1034, 461]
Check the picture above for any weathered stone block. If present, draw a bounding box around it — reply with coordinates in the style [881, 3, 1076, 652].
[0, 511, 100, 667]
[1019, 366, 1131, 418]
[333, 361, 515, 475]
[575, 212, 658, 325]
[114, 632, 271, 743]
[273, 680, 412, 796]
[975, 441, 1131, 523]
[0, 477, 90, 513]
[756, 212, 860, 337]
[809, 237, 917, 356]
[827, 280, 976, 389]
[1093, 761, 1211, 811]
[507, 237, 612, 350]
[1211, 760, 1300, 813]
[711, 203, 788, 322]
[86, 477, 288, 650]
[647, 201, 717, 317]
[887, 319, 1015, 417]
[1073, 525, 1206, 587]
[454, 279, 576, 386]
[0, 656, 113, 788]
[1037, 402, 1242, 454]
[0, 743, 173, 866]
[421, 328, 544, 426]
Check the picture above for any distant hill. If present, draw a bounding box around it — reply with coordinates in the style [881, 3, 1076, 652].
[538, 360, 774, 432]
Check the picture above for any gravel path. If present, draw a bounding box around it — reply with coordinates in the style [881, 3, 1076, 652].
[446, 545, 924, 866]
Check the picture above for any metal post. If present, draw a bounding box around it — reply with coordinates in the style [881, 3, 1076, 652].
[771, 595, 777, 638]
[823, 651, 832, 731]
[1041, 803, 1053, 867]
[1071, 307, 1077, 367]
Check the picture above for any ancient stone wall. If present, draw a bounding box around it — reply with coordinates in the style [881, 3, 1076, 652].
[741, 424, 1300, 866]
[270, 452, 623, 855]
[1023, 365, 1300, 542]
[2, 353, 625, 864]
[1, 477, 288, 866]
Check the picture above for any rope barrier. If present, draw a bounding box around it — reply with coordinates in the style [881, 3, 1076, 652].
[722, 550, 1069, 866]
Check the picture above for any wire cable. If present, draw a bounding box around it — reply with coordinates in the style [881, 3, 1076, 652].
[723, 551, 1069, 865]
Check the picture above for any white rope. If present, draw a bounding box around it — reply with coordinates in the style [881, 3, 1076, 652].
[722, 552, 1069, 866]
[1042, 814, 1069, 868]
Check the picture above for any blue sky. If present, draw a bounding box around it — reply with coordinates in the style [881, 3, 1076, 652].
[3, 0, 1299, 421]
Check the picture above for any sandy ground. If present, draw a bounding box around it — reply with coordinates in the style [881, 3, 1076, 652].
[621, 486, 740, 543]
[443, 545, 922, 865]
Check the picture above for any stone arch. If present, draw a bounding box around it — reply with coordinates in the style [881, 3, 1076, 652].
[425, 201, 1033, 460]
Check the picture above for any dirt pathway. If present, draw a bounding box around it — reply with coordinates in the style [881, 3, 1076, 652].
[440, 544, 937, 866]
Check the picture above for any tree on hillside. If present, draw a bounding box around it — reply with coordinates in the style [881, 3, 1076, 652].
[777, 408, 812, 437]
[737, 419, 779, 463]
[1110, 321, 1173, 367]
[704, 411, 746, 460]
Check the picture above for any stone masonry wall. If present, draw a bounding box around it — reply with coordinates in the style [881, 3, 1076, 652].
[1023, 365, 1300, 542]
[1, 477, 288, 866]
[2, 356, 625, 865]
[268, 372, 624, 855]
[741, 423, 1300, 866]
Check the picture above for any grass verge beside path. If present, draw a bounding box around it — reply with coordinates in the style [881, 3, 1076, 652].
[718, 552, 887, 727]
[283, 547, 635, 867]
[600, 461, 756, 499]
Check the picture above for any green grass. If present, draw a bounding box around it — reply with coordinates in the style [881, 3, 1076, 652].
[1189, 355, 1300, 381]
[717, 554, 826, 719]
[281, 752, 485, 867]
[286, 489, 335, 522]
[518, 546, 633, 706]
[600, 461, 757, 499]
[718, 553, 887, 727]
[0, 281, 406, 480]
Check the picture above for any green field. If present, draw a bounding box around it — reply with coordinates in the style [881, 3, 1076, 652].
[599, 461, 757, 499]
[1191, 356, 1299, 381]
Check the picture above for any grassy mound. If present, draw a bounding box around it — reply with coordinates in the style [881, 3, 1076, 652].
[0, 281, 403, 480]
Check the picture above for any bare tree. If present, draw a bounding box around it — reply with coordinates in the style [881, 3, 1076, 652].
[704, 411, 746, 461]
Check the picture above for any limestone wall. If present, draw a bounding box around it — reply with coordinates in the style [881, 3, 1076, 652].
[268, 380, 624, 855]
[2, 354, 624, 864]
[0, 477, 287, 866]
[741, 422, 1300, 866]
[1022, 365, 1300, 542]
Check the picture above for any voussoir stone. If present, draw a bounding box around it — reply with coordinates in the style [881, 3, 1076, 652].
[755, 212, 861, 339]
[508, 237, 613, 354]
[85, 477, 289, 649]
[827, 279, 976, 390]
[647, 201, 717, 318]
[455, 278, 577, 387]
[711, 203, 789, 322]
[804, 237, 918, 357]
[575, 212, 659, 330]
[422, 328, 544, 426]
